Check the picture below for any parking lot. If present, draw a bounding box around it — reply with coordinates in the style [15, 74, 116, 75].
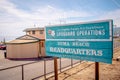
[0, 38, 120, 80]
[0, 50, 80, 80]
[0, 50, 6, 59]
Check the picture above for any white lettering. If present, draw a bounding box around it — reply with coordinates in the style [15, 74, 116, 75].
[72, 42, 89, 47]
[56, 31, 75, 36]
[76, 29, 105, 36]
[49, 47, 103, 57]
[58, 42, 70, 46]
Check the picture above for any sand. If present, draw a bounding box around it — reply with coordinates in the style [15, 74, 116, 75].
[47, 47, 120, 80]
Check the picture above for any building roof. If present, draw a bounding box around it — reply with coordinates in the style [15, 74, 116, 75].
[7, 39, 39, 44]
[23, 27, 44, 32]
[16, 35, 40, 40]
[7, 35, 40, 44]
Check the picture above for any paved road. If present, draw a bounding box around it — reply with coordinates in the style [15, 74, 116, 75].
[0, 38, 120, 80]
[0, 50, 6, 59]
[0, 51, 79, 80]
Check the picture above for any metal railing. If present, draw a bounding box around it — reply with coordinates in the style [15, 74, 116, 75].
[0, 39, 120, 80]
[0, 58, 81, 80]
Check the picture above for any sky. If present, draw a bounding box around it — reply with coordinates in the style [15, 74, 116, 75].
[0, 0, 120, 41]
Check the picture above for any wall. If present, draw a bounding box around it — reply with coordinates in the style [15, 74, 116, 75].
[27, 30, 45, 39]
[7, 42, 40, 58]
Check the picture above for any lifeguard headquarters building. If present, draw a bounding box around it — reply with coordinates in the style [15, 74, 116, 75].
[7, 27, 46, 59]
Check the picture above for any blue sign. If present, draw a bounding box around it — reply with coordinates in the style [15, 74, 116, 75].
[45, 20, 113, 64]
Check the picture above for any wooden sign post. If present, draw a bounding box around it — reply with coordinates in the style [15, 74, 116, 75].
[54, 57, 58, 80]
[45, 20, 113, 64]
[95, 62, 99, 80]
[45, 20, 113, 80]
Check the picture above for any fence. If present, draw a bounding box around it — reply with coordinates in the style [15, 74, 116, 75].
[0, 39, 120, 80]
[0, 58, 81, 80]
[114, 38, 120, 48]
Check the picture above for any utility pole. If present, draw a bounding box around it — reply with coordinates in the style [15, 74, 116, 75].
[3, 38, 6, 44]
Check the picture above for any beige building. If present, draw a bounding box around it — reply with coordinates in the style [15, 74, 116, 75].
[6, 27, 46, 59]
[7, 35, 41, 59]
[24, 27, 45, 56]
[24, 27, 45, 39]
[23, 27, 45, 57]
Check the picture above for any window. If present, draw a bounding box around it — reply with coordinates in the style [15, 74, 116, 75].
[26, 31, 30, 35]
[40, 31, 43, 34]
[28, 31, 30, 34]
[32, 30, 35, 34]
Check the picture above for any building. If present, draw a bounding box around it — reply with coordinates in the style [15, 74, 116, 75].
[7, 35, 41, 59]
[23, 27, 45, 57]
[24, 27, 45, 39]
[6, 27, 46, 59]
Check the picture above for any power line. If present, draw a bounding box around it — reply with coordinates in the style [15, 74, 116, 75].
[111, 0, 120, 8]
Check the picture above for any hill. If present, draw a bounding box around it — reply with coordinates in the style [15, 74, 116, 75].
[114, 27, 120, 36]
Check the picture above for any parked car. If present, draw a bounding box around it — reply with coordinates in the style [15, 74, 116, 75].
[0, 44, 6, 50]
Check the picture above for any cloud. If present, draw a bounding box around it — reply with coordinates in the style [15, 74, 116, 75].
[33, 5, 92, 20]
[0, 0, 30, 18]
[0, 0, 93, 37]
[0, 0, 93, 40]
[1, 0, 120, 41]
[0, 0, 92, 24]
[98, 9, 120, 27]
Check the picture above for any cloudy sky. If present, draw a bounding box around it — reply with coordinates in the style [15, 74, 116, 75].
[0, 0, 120, 41]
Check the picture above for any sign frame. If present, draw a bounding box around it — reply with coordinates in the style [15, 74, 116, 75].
[45, 19, 113, 64]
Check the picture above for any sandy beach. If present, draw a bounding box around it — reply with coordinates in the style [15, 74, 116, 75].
[47, 47, 120, 80]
